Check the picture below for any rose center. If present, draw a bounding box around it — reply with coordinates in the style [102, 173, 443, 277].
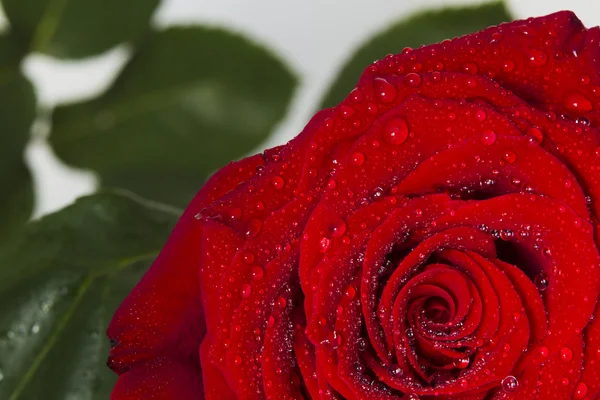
[423, 297, 451, 323]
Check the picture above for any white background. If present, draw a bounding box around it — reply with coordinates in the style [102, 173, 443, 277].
[11, 0, 600, 217]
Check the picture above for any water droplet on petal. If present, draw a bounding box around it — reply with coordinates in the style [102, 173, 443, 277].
[244, 218, 263, 239]
[453, 357, 470, 369]
[481, 129, 497, 145]
[330, 220, 347, 237]
[241, 284, 252, 298]
[503, 150, 517, 164]
[276, 297, 287, 309]
[272, 176, 285, 190]
[574, 382, 588, 398]
[580, 75, 591, 85]
[251, 266, 264, 281]
[243, 251, 255, 264]
[502, 375, 519, 393]
[527, 127, 543, 143]
[374, 78, 397, 103]
[576, 116, 590, 126]
[234, 355, 243, 366]
[475, 110, 487, 121]
[527, 49, 548, 66]
[356, 338, 368, 352]
[267, 316, 275, 327]
[319, 237, 331, 253]
[404, 73, 422, 87]
[352, 152, 365, 166]
[344, 286, 356, 300]
[350, 88, 364, 103]
[560, 347, 573, 362]
[535, 272, 549, 291]
[502, 60, 515, 72]
[340, 105, 356, 119]
[463, 62, 478, 74]
[564, 92, 593, 113]
[383, 117, 409, 145]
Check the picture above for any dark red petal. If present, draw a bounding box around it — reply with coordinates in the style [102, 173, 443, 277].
[111, 357, 203, 400]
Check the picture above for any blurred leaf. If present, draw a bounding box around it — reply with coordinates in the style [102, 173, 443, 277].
[0, 190, 180, 400]
[319, 1, 512, 109]
[50, 26, 297, 207]
[0, 34, 36, 243]
[1, 0, 160, 58]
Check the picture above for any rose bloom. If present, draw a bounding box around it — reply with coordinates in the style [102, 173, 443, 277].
[107, 11, 600, 400]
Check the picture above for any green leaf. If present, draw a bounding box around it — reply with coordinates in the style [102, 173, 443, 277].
[49, 26, 297, 207]
[0, 190, 180, 400]
[0, 33, 37, 243]
[1, 0, 160, 58]
[319, 1, 512, 109]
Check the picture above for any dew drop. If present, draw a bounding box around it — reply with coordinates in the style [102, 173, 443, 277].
[463, 62, 478, 74]
[226, 207, 243, 221]
[404, 73, 422, 87]
[267, 315, 275, 328]
[534, 272, 549, 291]
[241, 284, 252, 298]
[502, 60, 515, 72]
[276, 297, 287, 309]
[481, 129, 497, 145]
[383, 117, 409, 145]
[234, 355, 243, 366]
[560, 347, 573, 362]
[319, 237, 331, 253]
[344, 286, 356, 300]
[564, 92, 593, 113]
[500, 229, 514, 241]
[574, 382, 588, 398]
[272, 176, 285, 190]
[576, 116, 590, 126]
[357, 337, 367, 352]
[330, 220, 347, 238]
[352, 152, 365, 166]
[475, 110, 487, 121]
[350, 88, 364, 103]
[340, 105, 356, 119]
[250, 266, 264, 281]
[374, 78, 397, 103]
[502, 375, 519, 393]
[527, 49, 548, 66]
[371, 187, 384, 201]
[527, 127, 543, 143]
[503, 150, 517, 164]
[453, 357, 470, 369]
[243, 251, 255, 264]
[245, 218, 263, 238]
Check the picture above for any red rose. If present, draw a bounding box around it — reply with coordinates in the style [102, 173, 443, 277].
[107, 11, 600, 399]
